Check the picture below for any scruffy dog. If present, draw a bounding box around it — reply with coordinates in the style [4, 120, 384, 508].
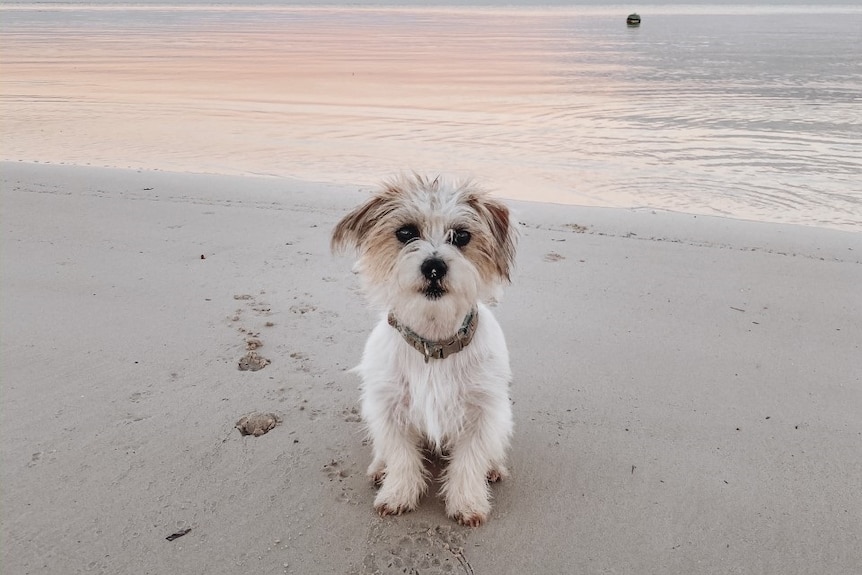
[331, 174, 517, 526]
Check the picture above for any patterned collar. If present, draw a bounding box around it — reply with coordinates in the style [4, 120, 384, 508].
[387, 307, 479, 363]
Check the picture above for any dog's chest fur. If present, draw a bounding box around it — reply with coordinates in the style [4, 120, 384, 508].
[357, 305, 511, 450]
[397, 353, 473, 448]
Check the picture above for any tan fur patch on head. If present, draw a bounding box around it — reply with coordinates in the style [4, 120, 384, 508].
[331, 191, 397, 254]
[331, 174, 440, 256]
[331, 174, 517, 292]
[464, 190, 517, 283]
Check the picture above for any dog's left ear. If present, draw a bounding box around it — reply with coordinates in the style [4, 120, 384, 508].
[331, 193, 393, 254]
[472, 195, 518, 282]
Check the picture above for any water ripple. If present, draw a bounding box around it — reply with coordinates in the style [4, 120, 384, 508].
[1, 5, 860, 229]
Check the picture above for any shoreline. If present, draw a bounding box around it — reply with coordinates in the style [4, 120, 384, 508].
[4, 160, 862, 242]
[2, 162, 861, 574]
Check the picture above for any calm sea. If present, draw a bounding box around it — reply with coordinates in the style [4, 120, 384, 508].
[1, 2, 860, 229]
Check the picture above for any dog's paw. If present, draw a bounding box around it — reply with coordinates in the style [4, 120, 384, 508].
[453, 509, 488, 528]
[445, 492, 491, 528]
[367, 460, 386, 486]
[373, 492, 418, 517]
[487, 465, 508, 483]
[368, 467, 386, 487]
[373, 470, 426, 517]
[374, 500, 415, 517]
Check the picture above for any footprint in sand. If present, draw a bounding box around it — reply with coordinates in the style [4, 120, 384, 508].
[231, 293, 273, 369]
[544, 252, 565, 262]
[290, 303, 317, 315]
[342, 406, 362, 423]
[245, 336, 263, 350]
[238, 350, 270, 371]
[353, 523, 473, 575]
[322, 458, 359, 504]
[235, 412, 280, 437]
[251, 304, 272, 315]
[564, 223, 589, 233]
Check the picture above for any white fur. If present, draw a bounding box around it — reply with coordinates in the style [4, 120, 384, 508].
[356, 303, 513, 524]
[332, 175, 516, 526]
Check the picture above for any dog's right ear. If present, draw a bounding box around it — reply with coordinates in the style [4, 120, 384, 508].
[331, 193, 393, 254]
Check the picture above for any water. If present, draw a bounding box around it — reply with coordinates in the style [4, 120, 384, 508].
[1, 3, 860, 229]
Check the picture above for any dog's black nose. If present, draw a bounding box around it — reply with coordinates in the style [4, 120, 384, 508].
[421, 257, 448, 281]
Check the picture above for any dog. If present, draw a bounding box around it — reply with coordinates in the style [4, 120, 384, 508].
[331, 174, 517, 526]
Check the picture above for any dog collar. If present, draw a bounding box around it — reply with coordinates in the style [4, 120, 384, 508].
[387, 307, 479, 363]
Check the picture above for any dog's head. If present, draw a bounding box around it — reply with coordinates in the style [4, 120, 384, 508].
[332, 174, 517, 328]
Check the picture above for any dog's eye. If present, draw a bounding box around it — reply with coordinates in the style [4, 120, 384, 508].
[449, 229, 472, 248]
[395, 224, 420, 244]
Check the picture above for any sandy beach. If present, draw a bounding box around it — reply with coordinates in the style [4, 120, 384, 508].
[2, 161, 861, 574]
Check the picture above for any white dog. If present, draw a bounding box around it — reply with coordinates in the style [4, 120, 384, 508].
[332, 174, 517, 526]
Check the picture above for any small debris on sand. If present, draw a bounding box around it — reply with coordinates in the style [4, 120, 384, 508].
[166, 528, 191, 542]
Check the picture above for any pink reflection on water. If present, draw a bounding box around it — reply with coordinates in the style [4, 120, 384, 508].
[2, 8, 585, 204]
[3, 6, 860, 228]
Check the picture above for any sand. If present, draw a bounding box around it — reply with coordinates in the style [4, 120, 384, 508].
[2, 161, 860, 574]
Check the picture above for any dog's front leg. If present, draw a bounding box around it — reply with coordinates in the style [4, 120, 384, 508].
[441, 402, 512, 527]
[441, 437, 493, 527]
[367, 417, 428, 516]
